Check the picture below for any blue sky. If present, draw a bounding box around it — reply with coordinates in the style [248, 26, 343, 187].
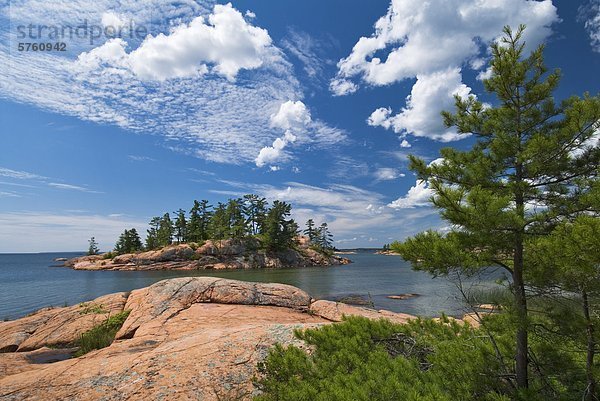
[0, 0, 599, 252]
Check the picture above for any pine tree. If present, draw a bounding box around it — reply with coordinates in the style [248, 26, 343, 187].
[392, 26, 600, 390]
[187, 200, 213, 242]
[527, 215, 600, 400]
[157, 213, 174, 247]
[174, 208, 187, 243]
[242, 194, 267, 235]
[303, 219, 317, 242]
[209, 203, 229, 241]
[262, 201, 298, 251]
[145, 216, 161, 250]
[226, 198, 246, 239]
[316, 222, 333, 249]
[87, 237, 100, 255]
[114, 228, 143, 255]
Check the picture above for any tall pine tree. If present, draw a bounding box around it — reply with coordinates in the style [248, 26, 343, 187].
[393, 26, 600, 390]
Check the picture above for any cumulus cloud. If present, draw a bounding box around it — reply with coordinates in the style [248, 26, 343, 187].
[368, 68, 473, 141]
[270, 100, 311, 130]
[255, 100, 345, 168]
[399, 139, 411, 148]
[388, 180, 433, 209]
[255, 131, 297, 167]
[335, 0, 558, 141]
[77, 3, 275, 81]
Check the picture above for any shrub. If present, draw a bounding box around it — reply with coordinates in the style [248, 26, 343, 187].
[74, 310, 130, 357]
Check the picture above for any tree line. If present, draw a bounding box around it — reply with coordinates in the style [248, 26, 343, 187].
[88, 195, 335, 255]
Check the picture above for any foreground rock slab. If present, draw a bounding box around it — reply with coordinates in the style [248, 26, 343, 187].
[0, 277, 417, 400]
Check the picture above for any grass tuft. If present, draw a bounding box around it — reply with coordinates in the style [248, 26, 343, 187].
[74, 310, 130, 357]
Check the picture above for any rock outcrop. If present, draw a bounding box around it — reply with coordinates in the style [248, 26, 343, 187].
[0, 277, 416, 400]
[65, 237, 351, 271]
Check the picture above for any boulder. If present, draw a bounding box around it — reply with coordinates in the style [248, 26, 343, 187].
[116, 277, 312, 339]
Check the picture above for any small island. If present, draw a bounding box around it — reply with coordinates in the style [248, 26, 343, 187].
[66, 194, 351, 271]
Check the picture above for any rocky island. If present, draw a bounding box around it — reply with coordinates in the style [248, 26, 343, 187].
[0, 277, 417, 400]
[65, 236, 351, 271]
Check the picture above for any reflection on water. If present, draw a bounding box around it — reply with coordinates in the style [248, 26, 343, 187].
[0, 251, 497, 320]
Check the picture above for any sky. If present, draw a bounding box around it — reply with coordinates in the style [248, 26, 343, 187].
[0, 0, 599, 252]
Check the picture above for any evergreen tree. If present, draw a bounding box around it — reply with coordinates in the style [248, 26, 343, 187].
[187, 200, 201, 243]
[87, 237, 100, 255]
[174, 208, 187, 243]
[226, 198, 246, 239]
[209, 203, 229, 240]
[157, 213, 174, 247]
[262, 201, 298, 251]
[303, 219, 317, 242]
[392, 26, 600, 390]
[114, 228, 143, 255]
[242, 194, 267, 235]
[527, 215, 600, 400]
[145, 216, 161, 250]
[187, 200, 212, 242]
[316, 222, 334, 249]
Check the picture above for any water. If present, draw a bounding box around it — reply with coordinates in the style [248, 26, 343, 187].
[0, 251, 496, 320]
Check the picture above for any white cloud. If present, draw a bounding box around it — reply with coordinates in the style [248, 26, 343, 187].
[270, 100, 311, 130]
[579, 0, 600, 52]
[368, 68, 473, 141]
[0, 212, 147, 253]
[0, 167, 102, 194]
[334, 0, 557, 89]
[367, 107, 392, 128]
[388, 180, 433, 209]
[79, 3, 275, 81]
[0, 1, 344, 166]
[48, 183, 103, 193]
[335, 0, 558, 139]
[255, 100, 345, 168]
[0, 191, 21, 198]
[0, 167, 47, 180]
[128, 155, 156, 162]
[281, 29, 330, 79]
[374, 168, 405, 181]
[399, 139, 411, 148]
[255, 130, 297, 167]
[101, 11, 127, 30]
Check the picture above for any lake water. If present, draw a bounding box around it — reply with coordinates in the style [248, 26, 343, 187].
[0, 251, 496, 320]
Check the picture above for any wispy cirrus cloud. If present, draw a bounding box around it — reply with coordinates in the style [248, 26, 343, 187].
[0, 0, 344, 166]
[48, 183, 103, 193]
[578, 0, 600, 52]
[0, 167, 48, 180]
[0, 166, 102, 194]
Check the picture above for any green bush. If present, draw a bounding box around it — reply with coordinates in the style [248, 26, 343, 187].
[255, 314, 593, 401]
[255, 316, 513, 401]
[74, 310, 130, 357]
